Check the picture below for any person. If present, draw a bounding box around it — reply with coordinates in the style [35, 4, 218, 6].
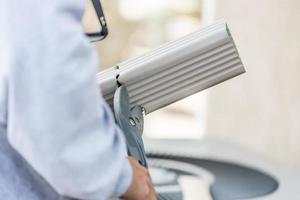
[0, 0, 156, 199]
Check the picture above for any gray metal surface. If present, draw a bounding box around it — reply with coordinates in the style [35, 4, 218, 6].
[113, 85, 148, 167]
[157, 193, 183, 200]
[148, 154, 278, 200]
[145, 139, 300, 200]
[114, 86, 185, 200]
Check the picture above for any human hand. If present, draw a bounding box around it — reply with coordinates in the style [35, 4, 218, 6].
[121, 157, 157, 200]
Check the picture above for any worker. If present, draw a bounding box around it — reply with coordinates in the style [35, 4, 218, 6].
[0, 0, 156, 199]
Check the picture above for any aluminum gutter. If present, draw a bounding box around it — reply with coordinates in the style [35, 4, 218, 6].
[97, 21, 245, 114]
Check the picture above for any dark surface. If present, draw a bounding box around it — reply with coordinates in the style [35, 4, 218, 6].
[148, 154, 279, 200]
[158, 193, 184, 200]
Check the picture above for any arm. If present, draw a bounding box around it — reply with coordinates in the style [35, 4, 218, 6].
[3, 0, 132, 199]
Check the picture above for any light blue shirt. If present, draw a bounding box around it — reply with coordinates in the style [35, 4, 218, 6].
[0, 0, 132, 199]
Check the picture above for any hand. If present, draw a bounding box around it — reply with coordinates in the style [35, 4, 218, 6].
[121, 157, 157, 200]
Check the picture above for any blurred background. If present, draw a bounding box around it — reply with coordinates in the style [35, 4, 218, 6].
[83, 0, 300, 170]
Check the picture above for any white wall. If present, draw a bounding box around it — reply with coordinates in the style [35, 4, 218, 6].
[205, 0, 300, 168]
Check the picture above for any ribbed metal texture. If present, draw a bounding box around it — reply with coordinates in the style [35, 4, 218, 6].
[157, 193, 183, 200]
[97, 21, 245, 114]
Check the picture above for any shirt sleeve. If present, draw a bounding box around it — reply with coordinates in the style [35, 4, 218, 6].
[2, 0, 132, 199]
